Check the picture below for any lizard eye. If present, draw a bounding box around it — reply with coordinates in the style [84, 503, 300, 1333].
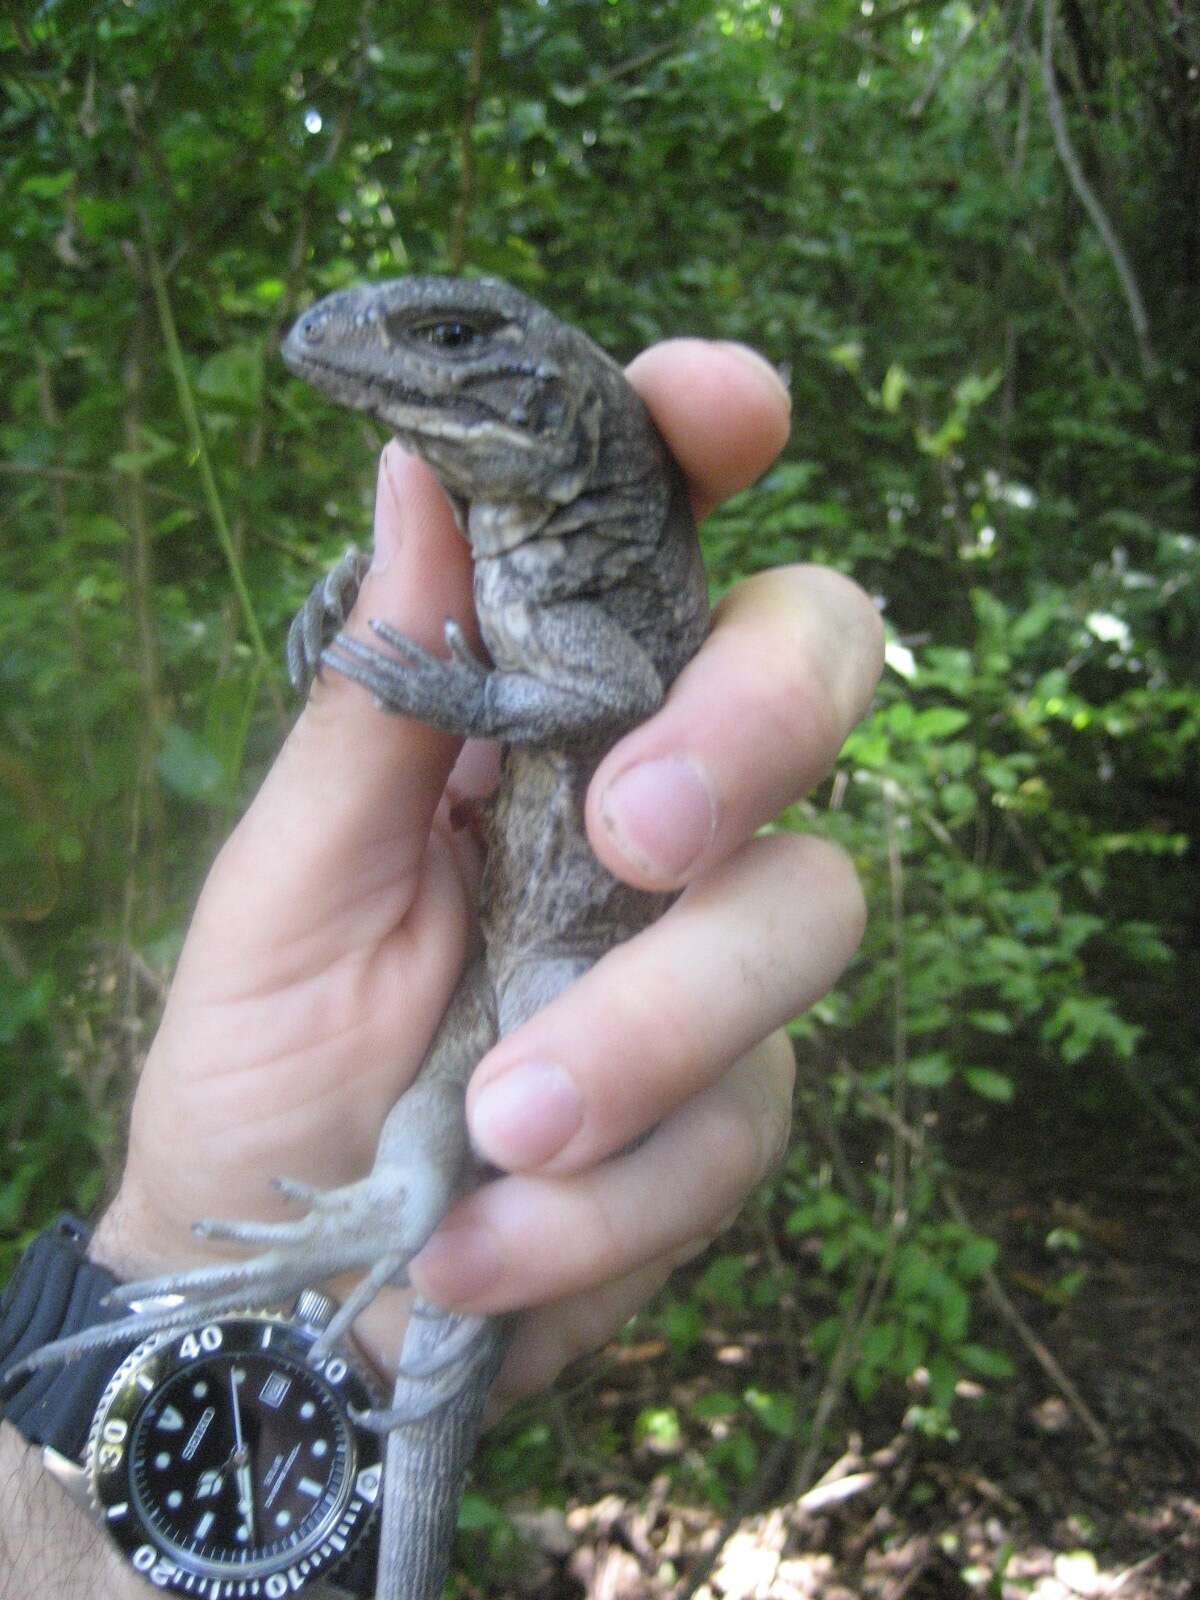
[411, 319, 480, 350]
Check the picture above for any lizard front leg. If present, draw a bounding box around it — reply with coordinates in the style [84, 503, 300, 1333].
[324, 598, 666, 744]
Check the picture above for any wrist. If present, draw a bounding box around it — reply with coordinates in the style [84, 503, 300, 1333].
[0, 1420, 150, 1599]
[88, 1183, 206, 1282]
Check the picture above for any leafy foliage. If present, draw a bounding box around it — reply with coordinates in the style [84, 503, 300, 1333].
[2, 0, 1197, 1538]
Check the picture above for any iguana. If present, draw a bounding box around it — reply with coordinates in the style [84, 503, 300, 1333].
[12, 276, 710, 1598]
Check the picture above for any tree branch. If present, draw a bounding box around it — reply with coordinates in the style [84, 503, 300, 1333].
[449, 3, 496, 275]
[1039, 0, 1157, 377]
[908, 2, 988, 119]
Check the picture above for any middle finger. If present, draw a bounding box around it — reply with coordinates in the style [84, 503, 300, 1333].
[460, 830, 864, 1176]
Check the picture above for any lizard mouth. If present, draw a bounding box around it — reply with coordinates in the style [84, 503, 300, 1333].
[282, 346, 525, 439]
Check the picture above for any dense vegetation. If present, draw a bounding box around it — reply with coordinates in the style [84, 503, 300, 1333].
[2, 0, 1197, 1588]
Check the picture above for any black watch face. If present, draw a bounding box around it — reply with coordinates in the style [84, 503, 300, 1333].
[87, 1315, 383, 1597]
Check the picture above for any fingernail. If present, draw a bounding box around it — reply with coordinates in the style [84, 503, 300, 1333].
[410, 1223, 502, 1306]
[599, 756, 717, 883]
[370, 448, 402, 575]
[470, 1062, 584, 1169]
[714, 341, 792, 410]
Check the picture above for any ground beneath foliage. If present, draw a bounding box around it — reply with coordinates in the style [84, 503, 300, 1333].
[467, 1125, 1200, 1600]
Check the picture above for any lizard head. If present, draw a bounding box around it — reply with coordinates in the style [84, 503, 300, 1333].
[282, 276, 615, 511]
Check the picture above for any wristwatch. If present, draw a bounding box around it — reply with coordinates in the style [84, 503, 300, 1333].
[0, 1216, 383, 1598]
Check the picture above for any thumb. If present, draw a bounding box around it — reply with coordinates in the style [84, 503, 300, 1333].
[193, 443, 476, 955]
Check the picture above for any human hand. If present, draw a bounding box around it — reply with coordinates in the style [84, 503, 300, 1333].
[92, 338, 883, 1411]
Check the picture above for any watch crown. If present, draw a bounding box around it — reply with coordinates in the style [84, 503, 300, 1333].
[293, 1288, 339, 1331]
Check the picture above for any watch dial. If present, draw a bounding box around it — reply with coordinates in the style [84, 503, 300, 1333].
[132, 1352, 349, 1566]
[89, 1317, 383, 1596]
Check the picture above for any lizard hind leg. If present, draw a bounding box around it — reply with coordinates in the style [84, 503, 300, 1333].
[69, 957, 499, 1367]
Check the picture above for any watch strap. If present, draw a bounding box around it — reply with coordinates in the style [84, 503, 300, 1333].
[0, 1215, 135, 1460]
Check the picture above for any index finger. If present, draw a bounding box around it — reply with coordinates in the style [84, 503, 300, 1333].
[626, 338, 793, 518]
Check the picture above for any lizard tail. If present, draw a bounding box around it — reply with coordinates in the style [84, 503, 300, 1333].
[374, 1314, 510, 1600]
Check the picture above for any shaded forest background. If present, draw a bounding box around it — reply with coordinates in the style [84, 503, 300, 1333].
[2, 2, 1198, 1595]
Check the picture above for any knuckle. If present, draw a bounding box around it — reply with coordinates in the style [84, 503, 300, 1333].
[718, 566, 885, 770]
[594, 948, 701, 1086]
[687, 1089, 764, 1200]
[765, 831, 868, 955]
[727, 1035, 796, 1178]
[803, 835, 869, 949]
[750, 631, 846, 767]
[586, 1186, 639, 1279]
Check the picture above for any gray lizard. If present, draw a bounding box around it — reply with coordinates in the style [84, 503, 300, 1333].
[14, 276, 710, 1598]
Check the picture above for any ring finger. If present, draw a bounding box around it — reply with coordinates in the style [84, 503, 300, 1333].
[456, 831, 863, 1181]
[410, 1031, 796, 1317]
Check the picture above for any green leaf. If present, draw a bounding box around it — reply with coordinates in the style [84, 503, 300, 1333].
[197, 342, 264, 410]
[968, 1011, 1013, 1035]
[635, 1407, 682, 1452]
[655, 1298, 703, 1356]
[908, 1051, 955, 1087]
[693, 1391, 741, 1421]
[21, 170, 75, 198]
[71, 514, 128, 547]
[955, 1237, 998, 1279]
[111, 426, 178, 473]
[157, 724, 226, 803]
[457, 1493, 507, 1531]
[743, 1388, 796, 1437]
[0, 972, 55, 1043]
[962, 1067, 1014, 1102]
[912, 707, 970, 740]
[881, 363, 909, 413]
[697, 1253, 749, 1311]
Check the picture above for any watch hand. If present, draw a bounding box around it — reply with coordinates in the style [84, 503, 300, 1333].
[228, 1367, 246, 1454]
[236, 1461, 257, 1540]
[227, 1368, 257, 1540]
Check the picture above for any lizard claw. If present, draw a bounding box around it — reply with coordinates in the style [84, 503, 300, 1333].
[97, 1160, 453, 1357]
[270, 1175, 318, 1205]
[352, 1308, 503, 1431]
[5, 1287, 283, 1377]
[286, 546, 368, 693]
[102, 1244, 302, 1308]
[443, 619, 488, 677]
[306, 1254, 409, 1362]
[322, 626, 491, 733]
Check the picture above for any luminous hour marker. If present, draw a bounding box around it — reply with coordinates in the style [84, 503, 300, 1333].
[191, 1381, 209, 1399]
[195, 1511, 215, 1539]
[299, 1401, 316, 1420]
[155, 1452, 171, 1470]
[311, 1440, 328, 1458]
[236, 1524, 250, 1542]
[167, 1491, 183, 1509]
[156, 1405, 185, 1431]
[297, 1476, 322, 1498]
[275, 1510, 292, 1529]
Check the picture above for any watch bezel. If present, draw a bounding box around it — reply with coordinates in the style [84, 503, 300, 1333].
[84, 1310, 384, 1598]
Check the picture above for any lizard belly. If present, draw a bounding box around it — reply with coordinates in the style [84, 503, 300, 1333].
[481, 748, 669, 1022]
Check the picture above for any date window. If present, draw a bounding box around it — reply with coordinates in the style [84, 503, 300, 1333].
[259, 1371, 292, 1410]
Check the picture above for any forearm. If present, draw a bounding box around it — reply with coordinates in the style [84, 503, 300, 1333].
[0, 1420, 151, 1600]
